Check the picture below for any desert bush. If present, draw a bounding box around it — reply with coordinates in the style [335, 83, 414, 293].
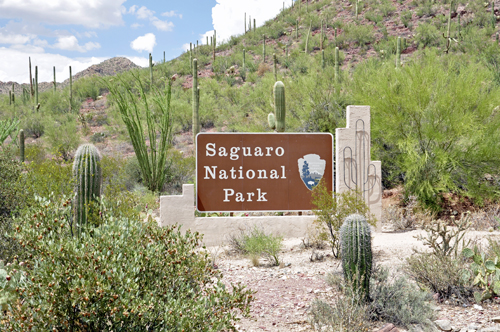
[368, 266, 435, 328]
[311, 181, 376, 258]
[310, 296, 371, 332]
[0, 148, 32, 262]
[229, 225, 283, 266]
[22, 113, 45, 138]
[2, 196, 254, 330]
[44, 116, 81, 160]
[349, 51, 500, 211]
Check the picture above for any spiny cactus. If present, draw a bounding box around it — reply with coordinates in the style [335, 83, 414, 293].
[263, 35, 266, 62]
[335, 47, 340, 83]
[242, 49, 246, 80]
[149, 53, 153, 85]
[193, 58, 199, 143]
[73, 143, 102, 237]
[53, 66, 56, 92]
[19, 129, 24, 163]
[273, 53, 277, 81]
[69, 66, 73, 111]
[35, 65, 38, 108]
[321, 49, 325, 69]
[268, 81, 286, 132]
[29, 57, 33, 99]
[396, 36, 401, 68]
[340, 214, 372, 301]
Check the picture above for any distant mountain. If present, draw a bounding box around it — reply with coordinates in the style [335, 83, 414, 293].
[0, 57, 141, 95]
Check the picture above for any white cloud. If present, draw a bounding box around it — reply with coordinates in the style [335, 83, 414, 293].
[130, 33, 156, 53]
[151, 18, 174, 31]
[200, 30, 214, 45]
[161, 10, 182, 19]
[128, 5, 138, 14]
[0, 0, 126, 28]
[136, 6, 155, 20]
[0, 47, 107, 83]
[181, 43, 191, 52]
[0, 32, 34, 44]
[53, 35, 100, 52]
[122, 56, 149, 68]
[210, 0, 288, 44]
[131, 23, 143, 29]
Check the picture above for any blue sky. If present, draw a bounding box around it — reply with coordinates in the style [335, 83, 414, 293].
[0, 0, 291, 84]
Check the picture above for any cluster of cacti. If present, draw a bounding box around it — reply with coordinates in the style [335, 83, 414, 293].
[73, 143, 102, 237]
[340, 214, 372, 301]
[193, 58, 200, 143]
[268, 81, 286, 132]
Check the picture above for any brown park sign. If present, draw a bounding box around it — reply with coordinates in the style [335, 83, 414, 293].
[196, 133, 333, 212]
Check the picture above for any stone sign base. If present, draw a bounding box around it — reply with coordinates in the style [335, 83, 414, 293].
[160, 184, 316, 246]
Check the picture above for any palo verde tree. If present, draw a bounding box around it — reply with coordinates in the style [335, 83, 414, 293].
[103, 72, 173, 193]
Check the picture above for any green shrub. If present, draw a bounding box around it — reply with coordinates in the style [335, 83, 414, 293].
[230, 225, 283, 266]
[0, 148, 32, 262]
[3, 196, 254, 330]
[309, 297, 371, 332]
[44, 116, 81, 160]
[369, 266, 436, 328]
[311, 181, 376, 258]
[349, 51, 500, 211]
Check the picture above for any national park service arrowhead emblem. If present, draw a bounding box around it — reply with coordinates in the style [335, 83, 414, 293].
[298, 154, 326, 190]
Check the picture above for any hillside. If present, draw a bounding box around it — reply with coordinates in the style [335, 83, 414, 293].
[0, 57, 140, 95]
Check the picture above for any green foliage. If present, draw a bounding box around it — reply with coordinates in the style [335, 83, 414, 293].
[349, 51, 500, 210]
[0, 261, 26, 312]
[415, 22, 441, 48]
[44, 116, 81, 160]
[368, 266, 436, 328]
[231, 225, 283, 266]
[0, 118, 19, 145]
[73, 143, 102, 237]
[104, 72, 173, 193]
[340, 214, 372, 301]
[3, 196, 254, 330]
[0, 148, 32, 263]
[311, 181, 376, 258]
[463, 245, 500, 303]
[22, 113, 45, 138]
[73, 76, 105, 101]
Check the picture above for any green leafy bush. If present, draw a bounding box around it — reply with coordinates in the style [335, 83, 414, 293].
[349, 51, 500, 211]
[3, 196, 254, 330]
[0, 148, 32, 262]
[229, 225, 283, 266]
[311, 181, 376, 258]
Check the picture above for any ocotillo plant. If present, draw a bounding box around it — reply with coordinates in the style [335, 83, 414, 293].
[396, 36, 401, 68]
[73, 143, 102, 237]
[322, 49, 325, 69]
[69, 66, 73, 112]
[53, 66, 57, 93]
[192, 58, 200, 144]
[149, 53, 153, 85]
[19, 129, 24, 162]
[305, 22, 312, 54]
[335, 47, 340, 83]
[340, 214, 372, 301]
[273, 53, 277, 81]
[320, 20, 324, 50]
[268, 81, 286, 132]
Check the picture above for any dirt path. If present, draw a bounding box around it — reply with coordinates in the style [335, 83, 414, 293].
[211, 230, 500, 332]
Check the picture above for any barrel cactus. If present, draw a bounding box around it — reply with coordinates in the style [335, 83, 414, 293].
[340, 213, 372, 301]
[268, 81, 285, 132]
[73, 143, 102, 236]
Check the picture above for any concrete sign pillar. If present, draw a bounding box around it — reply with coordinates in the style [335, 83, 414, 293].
[335, 106, 382, 227]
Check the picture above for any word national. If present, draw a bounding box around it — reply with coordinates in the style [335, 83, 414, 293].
[203, 165, 286, 180]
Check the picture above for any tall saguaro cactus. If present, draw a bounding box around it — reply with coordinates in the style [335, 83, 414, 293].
[273, 53, 277, 81]
[242, 49, 246, 80]
[192, 58, 200, 143]
[19, 129, 24, 163]
[335, 47, 340, 83]
[263, 35, 266, 62]
[340, 214, 372, 301]
[53, 66, 56, 92]
[396, 36, 401, 68]
[73, 143, 102, 237]
[69, 66, 73, 112]
[35, 66, 38, 108]
[149, 53, 153, 85]
[268, 81, 286, 132]
[29, 57, 33, 100]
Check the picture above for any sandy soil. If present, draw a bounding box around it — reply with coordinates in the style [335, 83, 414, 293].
[207, 229, 500, 332]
